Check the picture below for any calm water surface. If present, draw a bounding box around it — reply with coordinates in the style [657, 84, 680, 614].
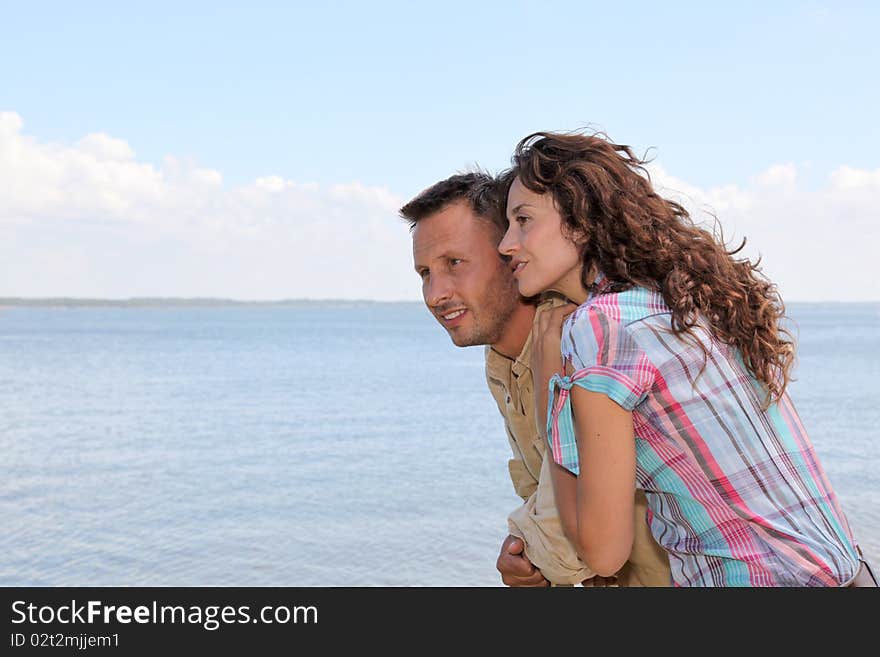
[1, 303, 877, 585]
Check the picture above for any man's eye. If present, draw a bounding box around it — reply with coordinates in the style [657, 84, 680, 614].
[516, 215, 530, 225]
[449, 258, 462, 266]
[417, 269, 428, 279]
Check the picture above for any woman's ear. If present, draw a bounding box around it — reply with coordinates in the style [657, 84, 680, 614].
[562, 219, 589, 247]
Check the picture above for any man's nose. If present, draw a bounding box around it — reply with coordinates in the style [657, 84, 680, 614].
[425, 274, 453, 307]
[498, 225, 518, 257]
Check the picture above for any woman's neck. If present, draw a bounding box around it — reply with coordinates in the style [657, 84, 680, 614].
[553, 263, 596, 305]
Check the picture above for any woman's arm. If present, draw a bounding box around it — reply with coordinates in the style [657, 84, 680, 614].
[534, 303, 637, 575]
[548, 457, 580, 546]
[569, 386, 636, 576]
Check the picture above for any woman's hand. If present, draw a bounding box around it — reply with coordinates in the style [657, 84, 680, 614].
[531, 303, 578, 439]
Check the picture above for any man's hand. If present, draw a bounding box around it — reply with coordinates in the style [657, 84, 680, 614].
[496, 535, 550, 587]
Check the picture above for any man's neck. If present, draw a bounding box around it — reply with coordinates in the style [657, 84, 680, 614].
[491, 302, 536, 360]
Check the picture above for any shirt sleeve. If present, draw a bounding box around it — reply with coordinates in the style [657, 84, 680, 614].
[507, 455, 596, 585]
[485, 344, 595, 585]
[505, 431, 538, 501]
[485, 349, 539, 501]
[547, 304, 655, 475]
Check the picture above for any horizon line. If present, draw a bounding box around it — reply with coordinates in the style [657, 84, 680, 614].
[0, 296, 422, 307]
[2, 296, 879, 308]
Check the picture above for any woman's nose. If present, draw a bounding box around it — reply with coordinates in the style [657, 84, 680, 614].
[498, 225, 518, 256]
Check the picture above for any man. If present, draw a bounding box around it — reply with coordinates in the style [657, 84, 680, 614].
[401, 172, 671, 586]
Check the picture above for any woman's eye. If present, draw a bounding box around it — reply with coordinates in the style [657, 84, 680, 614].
[450, 258, 462, 266]
[516, 215, 530, 225]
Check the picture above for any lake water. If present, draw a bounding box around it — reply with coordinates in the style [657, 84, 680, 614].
[1, 302, 878, 586]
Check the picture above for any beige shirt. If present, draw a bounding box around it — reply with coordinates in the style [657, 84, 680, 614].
[485, 299, 671, 586]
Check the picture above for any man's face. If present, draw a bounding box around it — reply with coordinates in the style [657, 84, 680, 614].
[412, 200, 521, 347]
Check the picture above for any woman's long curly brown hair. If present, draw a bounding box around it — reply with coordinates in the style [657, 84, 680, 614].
[508, 130, 795, 405]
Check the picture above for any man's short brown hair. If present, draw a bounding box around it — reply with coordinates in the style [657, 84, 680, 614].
[399, 171, 508, 241]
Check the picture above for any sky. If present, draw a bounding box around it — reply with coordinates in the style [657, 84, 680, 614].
[1, 1, 878, 301]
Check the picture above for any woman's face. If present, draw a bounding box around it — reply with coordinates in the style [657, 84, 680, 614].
[499, 177, 585, 300]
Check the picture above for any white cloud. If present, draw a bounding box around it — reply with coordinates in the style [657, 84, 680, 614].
[76, 133, 136, 161]
[0, 112, 416, 300]
[829, 166, 880, 191]
[649, 163, 879, 302]
[752, 163, 797, 188]
[0, 111, 878, 301]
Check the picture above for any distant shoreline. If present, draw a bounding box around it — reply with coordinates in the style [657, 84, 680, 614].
[0, 298, 423, 309]
[0, 298, 877, 309]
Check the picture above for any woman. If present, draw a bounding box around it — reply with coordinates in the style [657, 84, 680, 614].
[497, 130, 873, 586]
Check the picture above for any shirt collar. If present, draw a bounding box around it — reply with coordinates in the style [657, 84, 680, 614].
[487, 328, 532, 378]
[487, 296, 563, 382]
[588, 270, 615, 301]
[511, 329, 532, 380]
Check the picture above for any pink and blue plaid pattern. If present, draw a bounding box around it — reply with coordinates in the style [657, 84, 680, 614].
[548, 274, 861, 586]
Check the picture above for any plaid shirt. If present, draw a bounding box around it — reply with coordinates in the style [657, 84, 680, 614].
[548, 274, 861, 586]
